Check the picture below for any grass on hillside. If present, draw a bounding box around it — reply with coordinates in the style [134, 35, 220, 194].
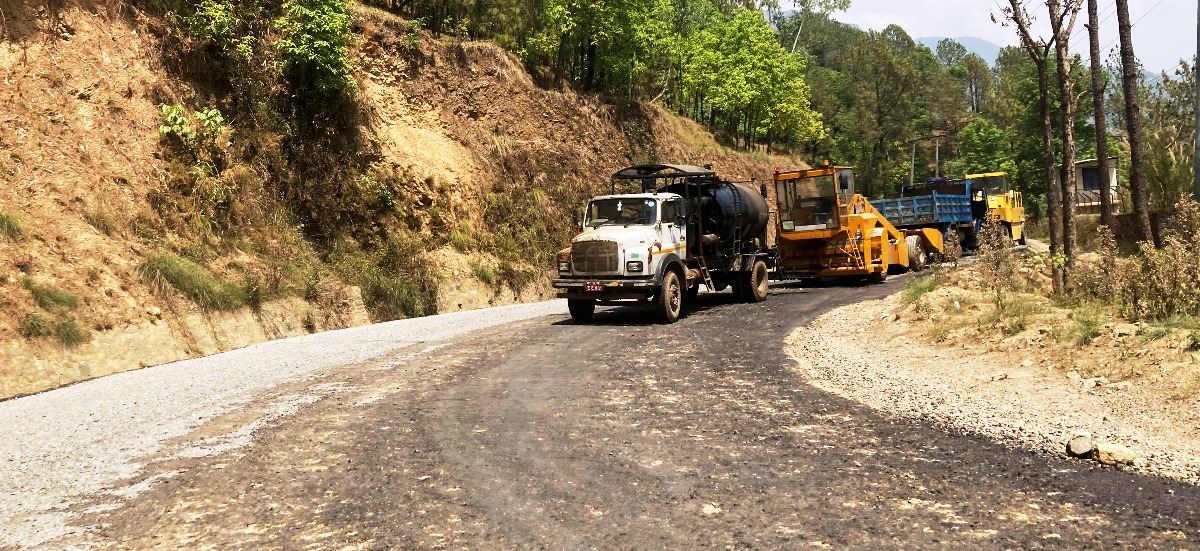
[20, 313, 91, 348]
[23, 277, 82, 310]
[0, 211, 24, 240]
[137, 254, 249, 311]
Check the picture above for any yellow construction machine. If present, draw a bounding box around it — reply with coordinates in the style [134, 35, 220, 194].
[773, 165, 943, 282]
[965, 172, 1026, 245]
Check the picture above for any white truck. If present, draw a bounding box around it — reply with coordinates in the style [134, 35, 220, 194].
[552, 164, 772, 323]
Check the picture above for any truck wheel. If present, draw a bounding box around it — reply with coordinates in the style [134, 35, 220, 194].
[905, 235, 927, 272]
[869, 269, 888, 284]
[746, 261, 769, 302]
[657, 271, 683, 324]
[567, 299, 595, 322]
[1017, 223, 1027, 246]
[1001, 223, 1013, 244]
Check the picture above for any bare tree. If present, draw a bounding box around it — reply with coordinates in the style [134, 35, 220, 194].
[1116, 0, 1155, 243]
[1002, 1, 1064, 293]
[1049, 0, 1084, 284]
[1087, 0, 1114, 228]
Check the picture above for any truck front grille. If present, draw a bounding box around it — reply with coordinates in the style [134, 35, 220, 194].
[572, 240, 619, 273]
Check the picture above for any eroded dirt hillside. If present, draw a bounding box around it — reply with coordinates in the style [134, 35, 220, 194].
[0, 2, 801, 398]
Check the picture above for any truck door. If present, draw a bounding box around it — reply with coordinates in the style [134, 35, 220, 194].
[662, 199, 686, 257]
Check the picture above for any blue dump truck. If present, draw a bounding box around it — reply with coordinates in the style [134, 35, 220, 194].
[873, 172, 1026, 248]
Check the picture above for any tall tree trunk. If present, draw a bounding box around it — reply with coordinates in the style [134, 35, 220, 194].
[1117, 0, 1155, 243]
[1050, 0, 1081, 287]
[1088, 0, 1114, 228]
[1040, 60, 1065, 293]
[1008, 0, 1064, 292]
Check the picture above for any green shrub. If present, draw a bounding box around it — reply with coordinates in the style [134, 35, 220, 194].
[85, 205, 117, 236]
[275, 0, 355, 100]
[23, 277, 81, 310]
[331, 235, 438, 321]
[902, 274, 942, 306]
[19, 313, 53, 338]
[471, 262, 495, 286]
[54, 319, 90, 348]
[0, 211, 24, 240]
[137, 254, 249, 310]
[184, 0, 241, 46]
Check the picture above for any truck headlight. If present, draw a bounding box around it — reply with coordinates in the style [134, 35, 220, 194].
[626, 261, 644, 272]
[558, 261, 571, 272]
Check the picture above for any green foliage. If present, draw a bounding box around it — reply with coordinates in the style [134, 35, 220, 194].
[943, 117, 1015, 178]
[19, 313, 53, 338]
[137, 254, 249, 311]
[471, 261, 496, 285]
[976, 220, 1020, 310]
[901, 273, 942, 306]
[84, 205, 117, 236]
[275, 0, 355, 100]
[450, 220, 474, 251]
[23, 277, 81, 310]
[158, 104, 195, 145]
[330, 235, 438, 321]
[19, 313, 90, 348]
[53, 319, 90, 348]
[184, 0, 241, 46]
[1059, 303, 1105, 346]
[0, 211, 24, 240]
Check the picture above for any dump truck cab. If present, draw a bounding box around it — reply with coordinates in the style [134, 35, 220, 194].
[965, 172, 1026, 245]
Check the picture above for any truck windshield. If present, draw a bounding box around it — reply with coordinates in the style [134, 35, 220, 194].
[776, 175, 838, 232]
[585, 198, 658, 227]
[969, 174, 1009, 196]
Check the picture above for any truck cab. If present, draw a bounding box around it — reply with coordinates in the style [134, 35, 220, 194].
[557, 192, 687, 283]
[553, 164, 771, 324]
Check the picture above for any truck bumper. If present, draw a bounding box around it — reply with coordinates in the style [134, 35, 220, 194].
[552, 278, 658, 301]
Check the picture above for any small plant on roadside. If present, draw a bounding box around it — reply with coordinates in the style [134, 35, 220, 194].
[0, 211, 24, 240]
[19, 313, 53, 338]
[931, 326, 950, 343]
[471, 261, 495, 286]
[937, 228, 962, 266]
[23, 277, 81, 310]
[1188, 331, 1200, 351]
[53, 319, 90, 348]
[902, 274, 942, 306]
[137, 254, 249, 311]
[976, 219, 1021, 311]
[158, 103, 195, 147]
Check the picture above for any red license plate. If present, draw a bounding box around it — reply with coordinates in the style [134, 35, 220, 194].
[585, 280, 603, 292]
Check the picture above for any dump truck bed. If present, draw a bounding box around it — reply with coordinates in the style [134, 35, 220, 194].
[873, 192, 973, 228]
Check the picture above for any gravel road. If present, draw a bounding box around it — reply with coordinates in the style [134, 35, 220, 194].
[0, 300, 566, 548]
[6, 281, 1200, 549]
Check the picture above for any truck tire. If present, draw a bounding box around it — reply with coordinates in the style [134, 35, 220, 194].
[905, 235, 927, 272]
[657, 271, 683, 324]
[567, 299, 595, 322]
[869, 269, 888, 284]
[1016, 223, 1027, 246]
[1001, 223, 1013, 244]
[746, 260, 769, 302]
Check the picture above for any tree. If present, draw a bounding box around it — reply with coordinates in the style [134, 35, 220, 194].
[783, 0, 851, 54]
[1116, 0, 1155, 243]
[962, 53, 992, 113]
[935, 38, 968, 68]
[945, 117, 1015, 177]
[1087, 0, 1114, 228]
[1004, 0, 1065, 293]
[1048, 0, 1084, 281]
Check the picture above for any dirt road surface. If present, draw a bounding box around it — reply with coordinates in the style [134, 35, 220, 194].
[15, 281, 1200, 549]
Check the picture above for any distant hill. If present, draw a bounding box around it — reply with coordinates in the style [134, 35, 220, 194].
[917, 36, 1003, 66]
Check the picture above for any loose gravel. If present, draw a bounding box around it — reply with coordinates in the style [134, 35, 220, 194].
[0, 300, 567, 549]
[786, 295, 1200, 485]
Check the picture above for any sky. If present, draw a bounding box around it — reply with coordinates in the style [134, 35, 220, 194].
[827, 0, 1194, 75]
